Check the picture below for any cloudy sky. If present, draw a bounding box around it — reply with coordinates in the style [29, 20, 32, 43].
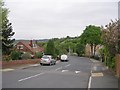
[5, 0, 119, 40]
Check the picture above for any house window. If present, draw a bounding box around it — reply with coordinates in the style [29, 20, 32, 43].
[17, 45, 23, 50]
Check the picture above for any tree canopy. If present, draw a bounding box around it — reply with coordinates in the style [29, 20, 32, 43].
[1, 0, 15, 55]
[80, 25, 101, 56]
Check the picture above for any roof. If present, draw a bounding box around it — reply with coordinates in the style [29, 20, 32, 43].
[16, 41, 44, 53]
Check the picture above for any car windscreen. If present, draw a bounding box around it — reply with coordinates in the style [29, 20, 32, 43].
[42, 57, 49, 59]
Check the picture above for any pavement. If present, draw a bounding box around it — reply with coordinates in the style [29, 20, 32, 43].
[90, 59, 119, 89]
[2, 56, 119, 89]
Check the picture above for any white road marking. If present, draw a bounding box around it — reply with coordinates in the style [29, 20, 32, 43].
[0, 68, 14, 72]
[62, 70, 68, 72]
[75, 71, 81, 73]
[18, 72, 45, 82]
[88, 70, 92, 90]
[64, 64, 71, 67]
[92, 72, 103, 77]
[55, 67, 62, 71]
[88, 76, 92, 90]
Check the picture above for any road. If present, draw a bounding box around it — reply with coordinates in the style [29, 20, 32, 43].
[2, 56, 118, 88]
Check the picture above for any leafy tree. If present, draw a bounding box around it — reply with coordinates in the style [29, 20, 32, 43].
[1, 1, 15, 55]
[101, 20, 119, 56]
[45, 40, 55, 56]
[101, 20, 119, 68]
[80, 25, 101, 57]
[76, 43, 85, 56]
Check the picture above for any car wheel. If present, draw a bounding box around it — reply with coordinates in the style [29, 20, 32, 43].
[49, 62, 52, 66]
[40, 63, 43, 66]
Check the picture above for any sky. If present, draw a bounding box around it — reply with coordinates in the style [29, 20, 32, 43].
[4, 0, 119, 40]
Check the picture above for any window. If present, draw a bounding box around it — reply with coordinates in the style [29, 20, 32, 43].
[17, 45, 23, 49]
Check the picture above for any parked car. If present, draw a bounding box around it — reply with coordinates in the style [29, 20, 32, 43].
[40, 55, 56, 65]
[60, 54, 68, 62]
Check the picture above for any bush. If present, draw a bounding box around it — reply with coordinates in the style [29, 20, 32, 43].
[10, 51, 21, 60]
[22, 52, 31, 60]
[53, 54, 58, 59]
[91, 55, 100, 60]
[2, 55, 11, 61]
[108, 56, 115, 69]
[35, 52, 43, 58]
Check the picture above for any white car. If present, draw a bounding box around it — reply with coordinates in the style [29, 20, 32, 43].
[60, 54, 68, 62]
[40, 55, 56, 65]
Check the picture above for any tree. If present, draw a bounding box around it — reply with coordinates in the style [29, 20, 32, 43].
[80, 25, 101, 57]
[1, 1, 15, 55]
[101, 20, 119, 68]
[45, 40, 55, 56]
[76, 43, 85, 56]
[101, 20, 119, 56]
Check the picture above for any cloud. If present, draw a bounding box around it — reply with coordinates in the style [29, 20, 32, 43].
[5, 0, 118, 39]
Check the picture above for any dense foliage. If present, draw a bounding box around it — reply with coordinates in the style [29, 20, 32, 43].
[10, 51, 21, 60]
[1, 0, 15, 55]
[101, 20, 119, 68]
[35, 52, 43, 58]
[80, 25, 101, 57]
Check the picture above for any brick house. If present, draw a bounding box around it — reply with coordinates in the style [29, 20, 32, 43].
[15, 40, 44, 55]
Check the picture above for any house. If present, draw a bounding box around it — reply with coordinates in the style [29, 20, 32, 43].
[15, 40, 44, 55]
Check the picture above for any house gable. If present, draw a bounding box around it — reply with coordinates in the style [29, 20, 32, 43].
[15, 41, 44, 54]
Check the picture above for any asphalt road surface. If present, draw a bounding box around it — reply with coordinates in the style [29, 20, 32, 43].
[2, 56, 118, 88]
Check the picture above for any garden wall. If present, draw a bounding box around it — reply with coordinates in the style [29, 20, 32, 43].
[1, 59, 40, 69]
[115, 54, 120, 78]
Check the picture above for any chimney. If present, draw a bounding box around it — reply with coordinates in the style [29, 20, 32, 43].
[29, 40, 33, 47]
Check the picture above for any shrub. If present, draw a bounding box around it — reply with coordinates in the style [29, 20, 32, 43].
[53, 54, 58, 59]
[22, 52, 31, 60]
[35, 52, 43, 58]
[10, 51, 21, 60]
[2, 55, 11, 61]
[93, 55, 100, 60]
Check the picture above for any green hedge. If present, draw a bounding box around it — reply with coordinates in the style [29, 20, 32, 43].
[35, 52, 43, 58]
[22, 52, 31, 60]
[10, 51, 21, 60]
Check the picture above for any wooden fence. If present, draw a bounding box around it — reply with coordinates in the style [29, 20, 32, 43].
[115, 54, 120, 78]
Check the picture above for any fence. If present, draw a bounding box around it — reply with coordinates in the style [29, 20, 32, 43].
[115, 54, 120, 78]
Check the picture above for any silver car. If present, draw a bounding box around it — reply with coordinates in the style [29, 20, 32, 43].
[40, 55, 56, 65]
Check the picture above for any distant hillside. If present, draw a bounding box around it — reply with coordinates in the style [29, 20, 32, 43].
[14, 39, 49, 44]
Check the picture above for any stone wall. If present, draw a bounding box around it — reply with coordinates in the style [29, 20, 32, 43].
[1, 59, 40, 69]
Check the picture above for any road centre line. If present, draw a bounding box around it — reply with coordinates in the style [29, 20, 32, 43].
[65, 64, 71, 67]
[62, 70, 69, 72]
[18, 72, 45, 82]
[55, 67, 62, 71]
[75, 71, 81, 73]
